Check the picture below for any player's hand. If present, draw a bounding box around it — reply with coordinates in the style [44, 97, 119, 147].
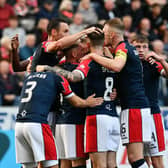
[146, 51, 164, 63]
[26, 60, 32, 73]
[11, 34, 19, 50]
[147, 57, 155, 65]
[36, 65, 48, 72]
[110, 88, 117, 101]
[104, 47, 113, 59]
[86, 93, 104, 107]
[84, 27, 103, 35]
[80, 53, 98, 62]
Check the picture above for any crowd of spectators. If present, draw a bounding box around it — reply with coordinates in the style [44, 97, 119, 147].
[0, 0, 168, 106]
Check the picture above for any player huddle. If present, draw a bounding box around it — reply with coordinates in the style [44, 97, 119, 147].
[12, 18, 167, 168]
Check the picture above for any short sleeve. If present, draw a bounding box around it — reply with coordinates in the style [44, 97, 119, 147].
[115, 43, 128, 60]
[59, 75, 74, 98]
[153, 61, 164, 75]
[74, 59, 92, 79]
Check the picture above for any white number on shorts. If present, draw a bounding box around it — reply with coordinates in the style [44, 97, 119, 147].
[104, 77, 113, 101]
[121, 123, 126, 134]
[21, 81, 37, 103]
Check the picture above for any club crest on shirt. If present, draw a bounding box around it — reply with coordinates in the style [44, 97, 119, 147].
[102, 67, 114, 73]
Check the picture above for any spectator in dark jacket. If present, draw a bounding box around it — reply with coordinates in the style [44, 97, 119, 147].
[19, 34, 36, 60]
[0, 60, 22, 106]
[124, 0, 144, 31]
[36, 0, 58, 20]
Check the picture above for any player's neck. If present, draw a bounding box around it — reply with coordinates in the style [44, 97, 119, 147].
[90, 46, 103, 56]
[66, 56, 78, 63]
[111, 36, 124, 49]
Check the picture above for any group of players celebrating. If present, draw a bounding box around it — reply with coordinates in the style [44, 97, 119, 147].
[12, 18, 167, 168]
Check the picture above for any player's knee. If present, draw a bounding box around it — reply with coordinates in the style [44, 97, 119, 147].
[107, 159, 117, 168]
[91, 159, 107, 168]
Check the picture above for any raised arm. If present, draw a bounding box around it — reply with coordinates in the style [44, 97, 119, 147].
[46, 27, 102, 52]
[11, 35, 29, 72]
[81, 53, 126, 72]
[146, 51, 168, 78]
[36, 65, 83, 82]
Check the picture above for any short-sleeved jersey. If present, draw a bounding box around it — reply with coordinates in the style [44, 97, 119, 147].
[142, 61, 164, 114]
[31, 41, 61, 72]
[114, 41, 149, 110]
[56, 62, 86, 124]
[76, 59, 118, 117]
[16, 72, 74, 123]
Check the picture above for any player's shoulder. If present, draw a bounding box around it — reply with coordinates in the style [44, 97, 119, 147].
[115, 41, 128, 54]
[78, 58, 93, 68]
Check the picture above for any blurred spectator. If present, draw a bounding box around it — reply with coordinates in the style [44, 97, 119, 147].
[124, 0, 144, 31]
[77, 0, 98, 24]
[26, 0, 39, 14]
[0, 60, 21, 106]
[59, 0, 73, 24]
[137, 18, 158, 42]
[122, 15, 133, 40]
[152, 39, 168, 59]
[36, 0, 58, 20]
[34, 18, 49, 45]
[151, 40, 168, 106]
[7, 0, 16, 6]
[97, 0, 120, 20]
[161, 3, 168, 22]
[2, 15, 26, 47]
[147, 3, 166, 39]
[14, 0, 29, 17]
[0, 0, 15, 37]
[19, 34, 36, 60]
[69, 13, 85, 34]
[14, 0, 36, 32]
[145, 0, 166, 6]
[14, 0, 39, 16]
[0, 36, 12, 62]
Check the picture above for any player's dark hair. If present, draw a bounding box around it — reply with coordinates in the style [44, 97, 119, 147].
[63, 44, 79, 53]
[151, 3, 161, 8]
[85, 24, 104, 46]
[47, 18, 66, 35]
[131, 35, 149, 44]
[9, 15, 18, 20]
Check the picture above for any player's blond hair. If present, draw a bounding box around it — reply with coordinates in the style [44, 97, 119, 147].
[105, 18, 125, 35]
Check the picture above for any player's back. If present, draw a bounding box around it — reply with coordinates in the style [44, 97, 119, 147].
[116, 41, 149, 109]
[17, 72, 63, 123]
[77, 59, 117, 116]
[31, 41, 61, 72]
[56, 62, 86, 124]
[142, 61, 162, 113]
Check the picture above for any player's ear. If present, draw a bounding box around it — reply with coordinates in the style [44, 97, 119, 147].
[51, 29, 57, 37]
[72, 49, 78, 58]
[110, 31, 115, 39]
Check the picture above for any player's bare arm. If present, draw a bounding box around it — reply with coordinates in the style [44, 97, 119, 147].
[68, 93, 103, 108]
[36, 65, 83, 82]
[146, 51, 168, 78]
[81, 53, 127, 72]
[47, 27, 103, 52]
[11, 34, 29, 72]
[103, 47, 113, 59]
